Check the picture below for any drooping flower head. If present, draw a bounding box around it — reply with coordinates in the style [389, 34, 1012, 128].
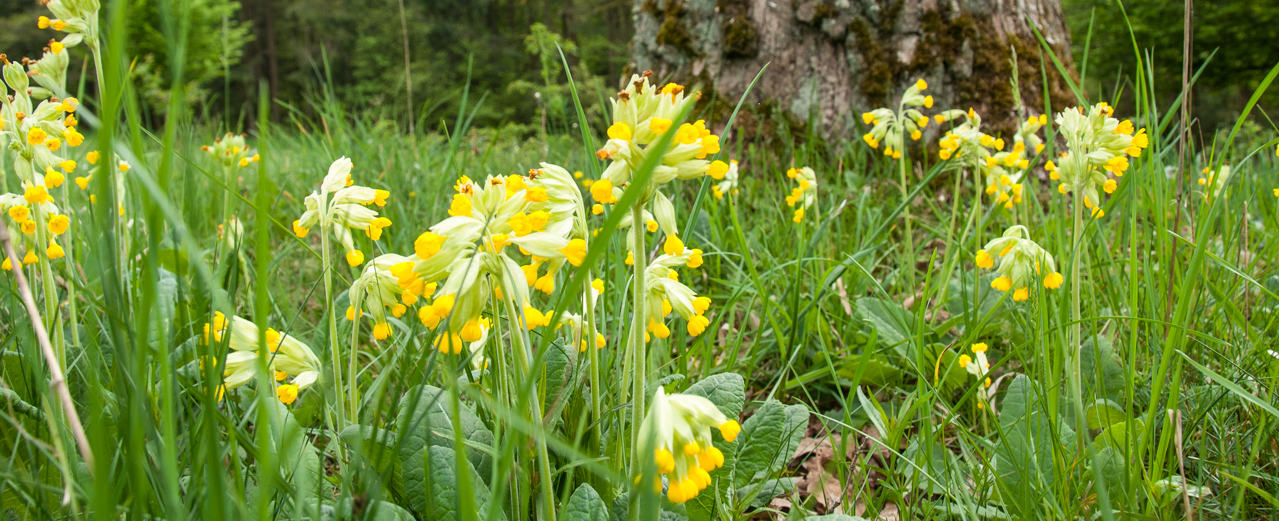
[205, 313, 323, 392]
[293, 157, 392, 266]
[638, 387, 742, 504]
[958, 342, 993, 407]
[203, 132, 260, 169]
[784, 167, 818, 223]
[861, 79, 933, 158]
[977, 225, 1063, 302]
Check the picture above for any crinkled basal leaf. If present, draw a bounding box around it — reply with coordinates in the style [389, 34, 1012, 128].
[856, 298, 914, 357]
[1085, 399, 1127, 430]
[732, 400, 808, 489]
[736, 477, 798, 509]
[1080, 336, 1125, 403]
[1094, 418, 1143, 452]
[1092, 446, 1128, 507]
[646, 373, 686, 397]
[364, 501, 415, 521]
[541, 338, 579, 423]
[401, 445, 503, 521]
[340, 425, 402, 497]
[563, 483, 609, 521]
[683, 373, 745, 418]
[836, 354, 903, 387]
[396, 385, 493, 482]
[683, 373, 745, 521]
[994, 375, 1075, 517]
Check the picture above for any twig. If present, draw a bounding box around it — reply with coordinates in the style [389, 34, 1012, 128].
[0, 222, 94, 470]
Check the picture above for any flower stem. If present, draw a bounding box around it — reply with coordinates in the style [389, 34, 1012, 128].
[628, 202, 647, 471]
[1068, 190, 1085, 433]
[347, 293, 361, 423]
[897, 141, 916, 296]
[501, 290, 556, 521]
[320, 224, 346, 435]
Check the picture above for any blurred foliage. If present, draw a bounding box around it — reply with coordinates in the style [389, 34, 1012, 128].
[1, 0, 631, 134]
[1062, 0, 1279, 129]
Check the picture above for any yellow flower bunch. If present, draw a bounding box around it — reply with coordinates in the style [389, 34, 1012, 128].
[976, 225, 1063, 302]
[593, 72, 723, 254]
[1, 190, 70, 261]
[37, 0, 99, 52]
[1, 57, 82, 182]
[642, 250, 713, 338]
[934, 108, 987, 162]
[397, 165, 584, 351]
[204, 312, 323, 399]
[784, 167, 818, 223]
[639, 387, 741, 504]
[293, 157, 392, 266]
[861, 78, 934, 158]
[1052, 102, 1149, 218]
[202, 132, 261, 169]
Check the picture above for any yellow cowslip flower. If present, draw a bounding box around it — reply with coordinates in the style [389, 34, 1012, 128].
[48, 214, 70, 235]
[24, 185, 49, 204]
[639, 388, 741, 504]
[47, 241, 64, 260]
[86, 151, 99, 164]
[592, 204, 603, 215]
[59, 159, 76, 172]
[27, 127, 47, 146]
[979, 225, 1062, 300]
[277, 384, 299, 405]
[45, 171, 65, 188]
[22, 250, 38, 265]
[8, 205, 30, 222]
[591, 179, 617, 204]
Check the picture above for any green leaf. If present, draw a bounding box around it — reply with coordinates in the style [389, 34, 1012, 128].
[263, 400, 326, 503]
[1091, 446, 1128, 507]
[733, 400, 788, 489]
[1080, 336, 1125, 403]
[340, 425, 402, 498]
[806, 515, 871, 521]
[1085, 399, 1127, 430]
[563, 483, 609, 521]
[683, 373, 745, 419]
[541, 338, 579, 423]
[836, 354, 903, 386]
[1094, 418, 1143, 452]
[364, 501, 415, 521]
[401, 445, 503, 521]
[736, 477, 797, 509]
[856, 298, 914, 357]
[646, 374, 686, 397]
[994, 375, 1075, 517]
[397, 385, 494, 482]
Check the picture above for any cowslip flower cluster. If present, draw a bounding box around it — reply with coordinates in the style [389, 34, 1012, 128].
[934, 108, 986, 162]
[784, 167, 817, 223]
[642, 250, 712, 338]
[37, 0, 100, 52]
[861, 78, 934, 158]
[293, 157, 392, 266]
[975, 225, 1063, 302]
[639, 388, 741, 503]
[1051, 102, 1149, 218]
[958, 342, 993, 407]
[393, 164, 586, 353]
[203, 312, 323, 404]
[592, 72, 724, 247]
[203, 133, 260, 169]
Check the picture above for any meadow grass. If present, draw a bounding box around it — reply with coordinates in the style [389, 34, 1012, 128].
[4, 1, 1279, 520]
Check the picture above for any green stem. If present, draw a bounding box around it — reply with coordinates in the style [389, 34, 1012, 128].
[60, 183, 80, 349]
[320, 220, 347, 436]
[35, 213, 64, 371]
[1068, 190, 1085, 437]
[628, 202, 648, 472]
[501, 290, 556, 521]
[897, 141, 915, 296]
[347, 293, 361, 424]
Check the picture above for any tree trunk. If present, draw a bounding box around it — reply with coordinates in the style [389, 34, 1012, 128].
[630, 0, 1078, 139]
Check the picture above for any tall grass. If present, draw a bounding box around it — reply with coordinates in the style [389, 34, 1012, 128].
[3, 1, 1279, 520]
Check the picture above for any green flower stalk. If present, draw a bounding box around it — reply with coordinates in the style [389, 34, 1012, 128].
[1051, 102, 1148, 425]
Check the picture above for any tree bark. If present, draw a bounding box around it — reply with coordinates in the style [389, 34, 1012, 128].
[630, 0, 1078, 138]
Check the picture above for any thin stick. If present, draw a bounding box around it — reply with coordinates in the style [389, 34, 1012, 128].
[0, 223, 94, 470]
